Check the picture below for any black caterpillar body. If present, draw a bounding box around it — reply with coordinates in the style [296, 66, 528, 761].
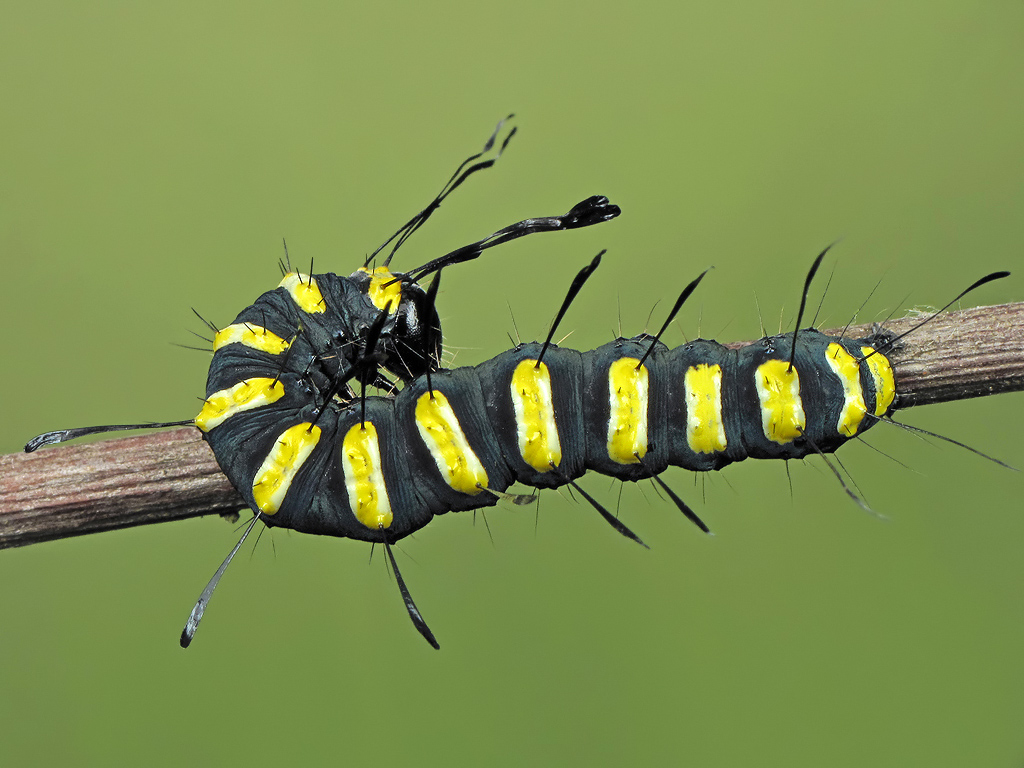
[197, 274, 897, 547]
[26, 120, 1006, 649]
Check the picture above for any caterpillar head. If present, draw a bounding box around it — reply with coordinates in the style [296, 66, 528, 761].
[349, 266, 442, 383]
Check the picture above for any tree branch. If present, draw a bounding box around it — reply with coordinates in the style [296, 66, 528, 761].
[2, 301, 1022, 549]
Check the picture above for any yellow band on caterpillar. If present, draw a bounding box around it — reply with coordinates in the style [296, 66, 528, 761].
[510, 360, 562, 472]
[754, 359, 805, 444]
[825, 343, 868, 437]
[861, 345, 896, 416]
[607, 357, 648, 464]
[195, 378, 285, 432]
[213, 323, 290, 355]
[415, 390, 488, 494]
[359, 266, 403, 314]
[684, 363, 727, 454]
[252, 423, 321, 514]
[279, 273, 325, 314]
[340, 422, 394, 530]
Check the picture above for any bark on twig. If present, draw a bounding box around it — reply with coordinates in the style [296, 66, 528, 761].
[1, 430, 243, 549]
[2, 302, 1022, 550]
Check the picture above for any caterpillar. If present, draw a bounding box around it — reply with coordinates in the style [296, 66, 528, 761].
[25, 119, 1009, 649]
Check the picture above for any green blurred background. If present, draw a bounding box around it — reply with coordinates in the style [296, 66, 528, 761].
[2, 2, 1022, 766]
